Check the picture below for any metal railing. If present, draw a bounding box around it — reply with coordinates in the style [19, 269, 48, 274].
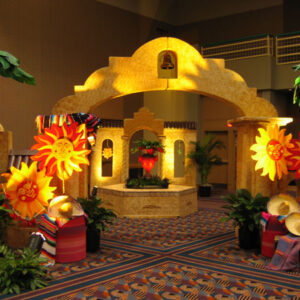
[276, 32, 300, 65]
[201, 34, 273, 61]
[200, 32, 300, 65]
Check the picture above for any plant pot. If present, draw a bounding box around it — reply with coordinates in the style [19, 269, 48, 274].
[5, 225, 39, 249]
[86, 227, 100, 252]
[198, 185, 211, 197]
[238, 226, 260, 250]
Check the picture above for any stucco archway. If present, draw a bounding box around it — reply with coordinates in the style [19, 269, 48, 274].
[52, 37, 277, 118]
[52, 37, 284, 197]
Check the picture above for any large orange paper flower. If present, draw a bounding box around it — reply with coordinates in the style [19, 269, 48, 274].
[286, 133, 300, 179]
[250, 124, 293, 181]
[31, 122, 91, 180]
[5, 162, 56, 220]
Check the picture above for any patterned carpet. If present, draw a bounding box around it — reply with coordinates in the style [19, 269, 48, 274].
[1, 207, 300, 300]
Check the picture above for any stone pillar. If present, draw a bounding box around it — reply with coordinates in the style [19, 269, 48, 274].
[158, 135, 165, 179]
[121, 135, 129, 182]
[0, 130, 12, 173]
[229, 117, 292, 197]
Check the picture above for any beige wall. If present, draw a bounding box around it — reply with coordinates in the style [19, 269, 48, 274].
[177, 5, 283, 45]
[0, 0, 172, 150]
[143, 91, 201, 124]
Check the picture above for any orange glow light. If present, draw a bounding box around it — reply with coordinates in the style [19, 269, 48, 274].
[250, 124, 293, 181]
[31, 122, 91, 180]
[5, 162, 56, 220]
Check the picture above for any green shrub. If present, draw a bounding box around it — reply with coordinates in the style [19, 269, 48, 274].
[0, 193, 13, 243]
[126, 176, 169, 188]
[220, 189, 269, 232]
[77, 197, 117, 232]
[0, 244, 50, 295]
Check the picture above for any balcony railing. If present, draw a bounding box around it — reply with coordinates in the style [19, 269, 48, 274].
[200, 32, 300, 65]
[276, 32, 300, 65]
[201, 34, 273, 61]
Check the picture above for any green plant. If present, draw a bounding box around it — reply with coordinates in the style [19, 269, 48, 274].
[0, 50, 35, 85]
[126, 176, 169, 188]
[131, 139, 164, 155]
[77, 197, 117, 231]
[0, 193, 13, 243]
[187, 134, 225, 185]
[220, 189, 269, 232]
[0, 244, 50, 294]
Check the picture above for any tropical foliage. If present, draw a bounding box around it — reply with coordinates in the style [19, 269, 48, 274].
[220, 189, 269, 232]
[126, 176, 169, 188]
[0, 50, 35, 85]
[131, 139, 164, 155]
[292, 63, 300, 107]
[77, 197, 116, 232]
[0, 244, 50, 295]
[187, 134, 224, 185]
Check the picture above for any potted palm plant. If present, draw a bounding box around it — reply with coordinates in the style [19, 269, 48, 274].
[220, 189, 269, 249]
[187, 134, 224, 196]
[77, 196, 116, 252]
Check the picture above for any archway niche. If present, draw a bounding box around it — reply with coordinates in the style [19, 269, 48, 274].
[129, 130, 160, 178]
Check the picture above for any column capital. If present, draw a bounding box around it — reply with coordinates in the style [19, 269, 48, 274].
[227, 116, 293, 128]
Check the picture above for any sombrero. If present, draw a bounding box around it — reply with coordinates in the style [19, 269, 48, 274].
[48, 195, 84, 219]
[267, 194, 300, 216]
[285, 212, 300, 236]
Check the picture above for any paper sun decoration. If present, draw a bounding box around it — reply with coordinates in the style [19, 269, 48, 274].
[286, 133, 300, 179]
[250, 124, 293, 181]
[4, 162, 56, 220]
[31, 122, 91, 180]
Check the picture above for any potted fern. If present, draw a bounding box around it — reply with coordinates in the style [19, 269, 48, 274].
[220, 189, 269, 249]
[77, 197, 116, 252]
[187, 134, 224, 196]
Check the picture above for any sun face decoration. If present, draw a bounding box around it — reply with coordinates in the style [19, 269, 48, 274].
[286, 133, 300, 179]
[31, 122, 91, 180]
[5, 162, 56, 220]
[250, 124, 293, 181]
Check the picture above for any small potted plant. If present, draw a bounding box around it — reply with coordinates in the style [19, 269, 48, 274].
[187, 134, 224, 196]
[77, 196, 117, 252]
[220, 189, 269, 249]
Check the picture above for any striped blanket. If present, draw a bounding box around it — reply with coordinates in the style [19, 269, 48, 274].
[267, 234, 300, 271]
[39, 214, 58, 262]
[39, 214, 86, 264]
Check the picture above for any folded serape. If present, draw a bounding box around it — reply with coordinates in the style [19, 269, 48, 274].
[267, 234, 300, 271]
[39, 214, 58, 261]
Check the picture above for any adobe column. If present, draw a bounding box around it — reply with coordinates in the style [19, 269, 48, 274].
[228, 117, 292, 197]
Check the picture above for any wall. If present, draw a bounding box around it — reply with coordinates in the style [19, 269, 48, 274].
[143, 91, 201, 124]
[177, 5, 283, 45]
[0, 0, 173, 150]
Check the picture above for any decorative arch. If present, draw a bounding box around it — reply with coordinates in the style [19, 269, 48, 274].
[52, 37, 284, 197]
[123, 107, 165, 179]
[52, 37, 277, 118]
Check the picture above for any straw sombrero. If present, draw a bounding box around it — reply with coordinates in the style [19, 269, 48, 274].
[267, 194, 300, 216]
[285, 212, 300, 236]
[48, 195, 84, 219]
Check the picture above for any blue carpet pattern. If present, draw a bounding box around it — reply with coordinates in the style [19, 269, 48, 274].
[1, 208, 300, 299]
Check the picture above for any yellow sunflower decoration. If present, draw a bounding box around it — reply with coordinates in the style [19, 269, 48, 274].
[31, 122, 91, 180]
[250, 124, 293, 181]
[5, 161, 56, 220]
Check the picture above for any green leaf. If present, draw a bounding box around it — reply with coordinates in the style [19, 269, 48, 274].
[0, 57, 10, 70]
[0, 51, 19, 66]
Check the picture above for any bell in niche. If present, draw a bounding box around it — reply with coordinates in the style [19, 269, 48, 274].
[160, 52, 174, 70]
